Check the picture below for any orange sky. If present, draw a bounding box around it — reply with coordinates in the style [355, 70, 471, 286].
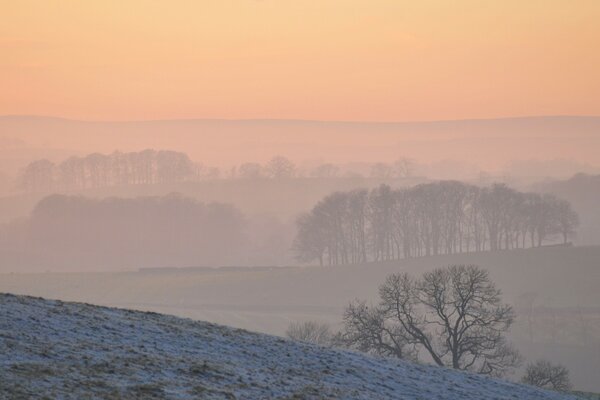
[1, 1, 599, 121]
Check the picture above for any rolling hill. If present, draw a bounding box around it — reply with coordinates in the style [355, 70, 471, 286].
[1, 246, 600, 392]
[0, 293, 577, 399]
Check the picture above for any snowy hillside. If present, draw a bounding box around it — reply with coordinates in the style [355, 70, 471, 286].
[0, 294, 578, 399]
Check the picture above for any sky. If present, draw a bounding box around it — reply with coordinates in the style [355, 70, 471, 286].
[1, 1, 599, 122]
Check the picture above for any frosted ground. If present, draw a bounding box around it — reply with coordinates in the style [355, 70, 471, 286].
[1, 246, 599, 392]
[0, 293, 579, 399]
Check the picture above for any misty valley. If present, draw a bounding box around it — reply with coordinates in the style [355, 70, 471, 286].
[1, 148, 599, 397]
[2, 2, 600, 397]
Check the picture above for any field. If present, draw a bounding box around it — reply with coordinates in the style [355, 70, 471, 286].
[1, 245, 599, 391]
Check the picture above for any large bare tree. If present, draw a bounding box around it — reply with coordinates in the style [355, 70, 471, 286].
[339, 265, 521, 377]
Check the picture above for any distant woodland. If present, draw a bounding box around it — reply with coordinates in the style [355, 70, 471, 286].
[294, 182, 579, 265]
[0, 178, 579, 271]
[0, 194, 248, 270]
[16, 150, 415, 193]
[1, 149, 596, 272]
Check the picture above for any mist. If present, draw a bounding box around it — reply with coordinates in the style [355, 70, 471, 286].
[2, 1, 600, 396]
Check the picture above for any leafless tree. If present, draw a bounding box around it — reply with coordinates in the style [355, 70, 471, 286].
[368, 185, 395, 261]
[554, 199, 579, 244]
[393, 158, 415, 178]
[340, 265, 521, 377]
[521, 359, 572, 392]
[156, 150, 194, 183]
[265, 156, 295, 179]
[336, 300, 417, 360]
[370, 162, 393, 179]
[18, 159, 55, 193]
[311, 163, 340, 178]
[286, 321, 333, 346]
[238, 162, 263, 179]
[292, 213, 328, 266]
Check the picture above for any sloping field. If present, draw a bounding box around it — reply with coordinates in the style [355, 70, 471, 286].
[0, 293, 578, 399]
[1, 246, 599, 391]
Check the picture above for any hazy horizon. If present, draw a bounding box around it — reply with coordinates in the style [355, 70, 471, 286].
[4, 112, 600, 123]
[2, 115, 599, 173]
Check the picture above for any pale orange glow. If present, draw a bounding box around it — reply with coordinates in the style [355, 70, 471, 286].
[1, 1, 599, 121]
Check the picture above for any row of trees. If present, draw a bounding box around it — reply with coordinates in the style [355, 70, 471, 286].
[293, 182, 579, 265]
[235, 157, 415, 180]
[18, 152, 418, 193]
[18, 150, 196, 192]
[0, 193, 247, 269]
[17, 153, 300, 193]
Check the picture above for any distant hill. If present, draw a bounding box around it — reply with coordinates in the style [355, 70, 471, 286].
[0, 293, 576, 400]
[1, 115, 599, 171]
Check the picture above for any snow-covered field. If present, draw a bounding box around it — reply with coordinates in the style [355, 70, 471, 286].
[0, 294, 578, 399]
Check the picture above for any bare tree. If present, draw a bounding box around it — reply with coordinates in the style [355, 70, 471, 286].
[238, 162, 263, 179]
[336, 300, 417, 360]
[266, 156, 295, 179]
[311, 163, 340, 178]
[368, 185, 395, 261]
[19, 159, 55, 192]
[370, 162, 393, 179]
[393, 158, 415, 178]
[553, 199, 579, 244]
[521, 359, 572, 392]
[292, 212, 328, 266]
[341, 265, 521, 377]
[156, 150, 194, 183]
[286, 321, 333, 346]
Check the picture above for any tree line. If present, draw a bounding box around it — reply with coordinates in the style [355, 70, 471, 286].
[17, 152, 418, 193]
[0, 193, 247, 270]
[293, 182, 579, 266]
[18, 150, 196, 192]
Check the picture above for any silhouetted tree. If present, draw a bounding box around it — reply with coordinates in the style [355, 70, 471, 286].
[521, 360, 572, 392]
[341, 265, 521, 377]
[368, 185, 395, 261]
[311, 163, 340, 178]
[266, 156, 295, 179]
[286, 321, 333, 346]
[553, 199, 579, 244]
[238, 162, 263, 179]
[292, 213, 328, 266]
[393, 158, 415, 178]
[19, 159, 55, 192]
[156, 150, 194, 183]
[336, 300, 417, 360]
[370, 163, 393, 179]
